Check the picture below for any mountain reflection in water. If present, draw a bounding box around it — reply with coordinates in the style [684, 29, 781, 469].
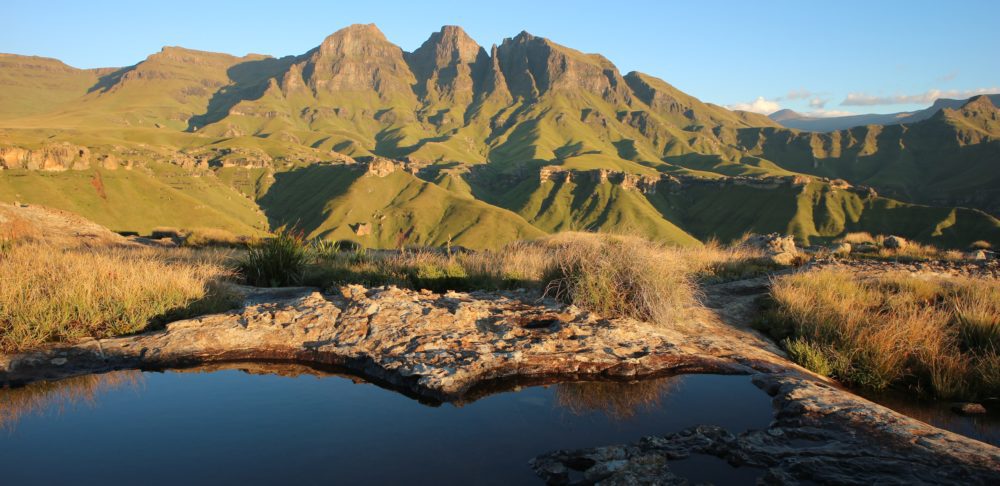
[0, 365, 774, 485]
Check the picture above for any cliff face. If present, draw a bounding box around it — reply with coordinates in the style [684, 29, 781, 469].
[494, 32, 631, 103]
[0, 144, 91, 171]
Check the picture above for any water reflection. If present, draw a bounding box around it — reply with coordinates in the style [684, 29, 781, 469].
[0, 367, 774, 485]
[1, 371, 144, 431]
[555, 377, 678, 420]
[863, 391, 1000, 447]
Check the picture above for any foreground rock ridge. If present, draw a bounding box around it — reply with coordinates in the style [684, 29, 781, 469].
[0, 285, 785, 396]
[2, 283, 998, 483]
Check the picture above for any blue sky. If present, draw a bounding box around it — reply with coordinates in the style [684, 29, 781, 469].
[4, 0, 998, 116]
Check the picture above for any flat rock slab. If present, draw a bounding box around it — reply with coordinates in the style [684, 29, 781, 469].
[0, 285, 785, 400]
[2, 284, 998, 483]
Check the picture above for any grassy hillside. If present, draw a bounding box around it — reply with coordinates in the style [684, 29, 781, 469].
[0, 166, 266, 235]
[258, 165, 544, 248]
[648, 181, 1000, 247]
[498, 177, 701, 247]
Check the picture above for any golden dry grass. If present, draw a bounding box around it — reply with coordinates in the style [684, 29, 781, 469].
[305, 231, 771, 325]
[764, 268, 1000, 399]
[0, 243, 240, 352]
[555, 377, 677, 420]
[839, 232, 877, 245]
[182, 227, 248, 247]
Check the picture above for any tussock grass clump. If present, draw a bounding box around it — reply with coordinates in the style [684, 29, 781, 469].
[540, 233, 696, 323]
[0, 244, 239, 352]
[844, 234, 966, 262]
[239, 231, 309, 287]
[305, 232, 770, 325]
[840, 232, 877, 245]
[762, 268, 1000, 399]
[182, 227, 247, 248]
[149, 226, 182, 240]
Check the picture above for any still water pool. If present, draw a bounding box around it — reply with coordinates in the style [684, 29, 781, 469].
[0, 366, 774, 485]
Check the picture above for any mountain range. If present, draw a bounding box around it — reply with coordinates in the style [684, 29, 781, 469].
[1, 24, 998, 249]
[770, 94, 1000, 132]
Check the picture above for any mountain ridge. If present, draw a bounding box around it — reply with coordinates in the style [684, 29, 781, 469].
[1, 23, 997, 249]
[770, 94, 1000, 132]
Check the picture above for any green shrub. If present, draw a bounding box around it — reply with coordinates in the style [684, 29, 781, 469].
[784, 338, 832, 376]
[310, 239, 341, 261]
[239, 231, 309, 287]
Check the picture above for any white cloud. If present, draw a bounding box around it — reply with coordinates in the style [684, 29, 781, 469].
[786, 89, 812, 100]
[841, 87, 1000, 106]
[808, 97, 828, 109]
[726, 96, 782, 114]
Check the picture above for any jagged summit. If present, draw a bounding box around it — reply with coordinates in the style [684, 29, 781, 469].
[406, 25, 488, 104]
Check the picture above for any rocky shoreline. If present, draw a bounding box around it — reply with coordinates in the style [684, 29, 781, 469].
[2, 283, 999, 483]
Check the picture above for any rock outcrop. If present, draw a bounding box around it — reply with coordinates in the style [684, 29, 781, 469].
[741, 233, 800, 266]
[531, 372, 1000, 484]
[0, 143, 90, 171]
[0, 285, 785, 398]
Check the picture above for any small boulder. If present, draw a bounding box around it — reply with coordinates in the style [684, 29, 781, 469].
[771, 252, 799, 266]
[853, 242, 878, 254]
[884, 235, 907, 250]
[832, 242, 852, 256]
[967, 250, 987, 261]
[743, 233, 797, 255]
[351, 222, 372, 236]
[952, 402, 987, 415]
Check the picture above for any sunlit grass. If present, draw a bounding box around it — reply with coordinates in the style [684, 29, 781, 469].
[761, 268, 1000, 399]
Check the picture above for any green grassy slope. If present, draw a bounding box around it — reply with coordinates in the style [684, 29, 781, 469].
[647, 181, 1000, 248]
[0, 166, 266, 234]
[498, 177, 701, 246]
[258, 165, 544, 248]
[738, 96, 1000, 216]
[0, 55, 104, 120]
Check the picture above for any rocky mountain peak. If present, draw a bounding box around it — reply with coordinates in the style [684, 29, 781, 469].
[496, 32, 627, 102]
[406, 26, 490, 107]
[961, 94, 998, 111]
[302, 23, 414, 96]
[407, 25, 484, 79]
[317, 23, 390, 54]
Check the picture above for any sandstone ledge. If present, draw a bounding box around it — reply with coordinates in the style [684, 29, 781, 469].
[0, 285, 786, 400]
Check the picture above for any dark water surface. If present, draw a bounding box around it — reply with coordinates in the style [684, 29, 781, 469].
[863, 390, 1000, 447]
[0, 366, 774, 485]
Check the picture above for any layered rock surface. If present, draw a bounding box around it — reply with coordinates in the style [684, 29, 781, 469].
[531, 373, 1000, 485]
[0, 285, 785, 397]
